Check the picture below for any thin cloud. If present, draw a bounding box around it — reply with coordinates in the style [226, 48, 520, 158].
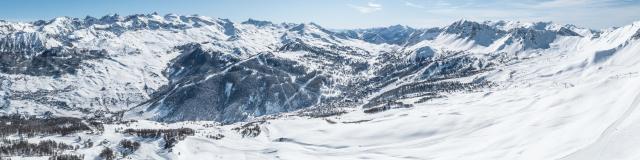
[404, 1, 425, 8]
[534, 0, 592, 8]
[349, 2, 383, 14]
[531, 0, 635, 9]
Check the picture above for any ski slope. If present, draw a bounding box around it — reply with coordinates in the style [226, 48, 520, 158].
[1, 13, 640, 159]
[162, 25, 640, 160]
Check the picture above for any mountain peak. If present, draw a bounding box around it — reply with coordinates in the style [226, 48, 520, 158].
[449, 19, 481, 27]
[99, 13, 124, 23]
[387, 24, 413, 30]
[241, 18, 274, 27]
[288, 22, 333, 35]
[484, 20, 551, 31]
[633, 28, 640, 39]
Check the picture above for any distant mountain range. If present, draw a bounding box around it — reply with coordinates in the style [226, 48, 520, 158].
[0, 13, 638, 124]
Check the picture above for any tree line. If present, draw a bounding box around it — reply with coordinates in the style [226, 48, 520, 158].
[0, 139, 76, 157]
[122, 128, 194, 150]
[0, 114, 90, 137]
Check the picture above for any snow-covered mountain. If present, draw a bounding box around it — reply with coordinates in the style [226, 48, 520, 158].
[1, 13, 640, 159]
[0, 14, 636, 123]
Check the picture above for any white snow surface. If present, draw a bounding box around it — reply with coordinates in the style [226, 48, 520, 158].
[160, 34, 640, 160]
[19, 33, 640, 160]
[2, 14, 640, 159]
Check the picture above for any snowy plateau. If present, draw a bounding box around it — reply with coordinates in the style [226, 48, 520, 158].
[0, 13, 640, 160]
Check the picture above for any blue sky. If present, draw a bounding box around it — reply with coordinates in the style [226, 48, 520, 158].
[0, 0, 639, 29]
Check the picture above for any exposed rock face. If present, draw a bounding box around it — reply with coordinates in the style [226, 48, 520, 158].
[444, 20, 506, 46]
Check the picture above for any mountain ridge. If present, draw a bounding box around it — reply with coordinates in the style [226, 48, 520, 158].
[0, 13, 638, 123]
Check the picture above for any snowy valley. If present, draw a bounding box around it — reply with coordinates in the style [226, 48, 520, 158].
[0, 13, 640, 160]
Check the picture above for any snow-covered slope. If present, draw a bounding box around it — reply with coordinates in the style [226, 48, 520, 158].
[161, 20, 640, 160]
[1, 13, 640, 159]
[0, 13, 632, 123]
[0, 13, 298, 120]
